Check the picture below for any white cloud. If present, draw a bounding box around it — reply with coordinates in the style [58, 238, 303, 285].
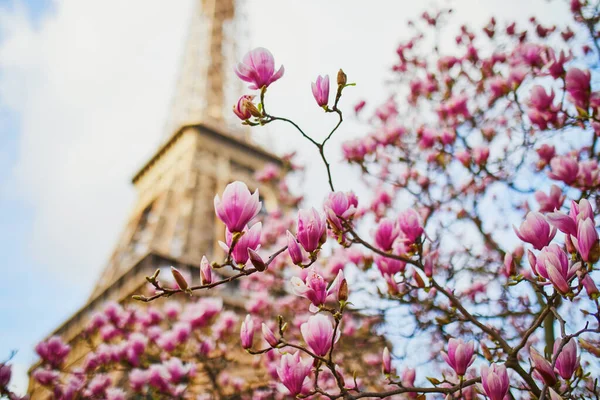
[0, 0, 192, 287]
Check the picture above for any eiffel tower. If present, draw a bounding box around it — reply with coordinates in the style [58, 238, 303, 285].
[28, 0, 281, 395]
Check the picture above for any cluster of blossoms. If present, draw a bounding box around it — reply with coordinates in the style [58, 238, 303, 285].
[25, 1, 600, 399]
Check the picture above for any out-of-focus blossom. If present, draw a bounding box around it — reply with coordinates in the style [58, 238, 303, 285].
[514, 212, 556, 250]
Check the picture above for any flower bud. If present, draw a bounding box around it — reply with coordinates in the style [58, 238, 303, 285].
[240, 315, 254, 350]
[200, 256, 212, 285]
[338, 279, 349, 302]
[244, 98, 263, 118]
[171, 267, 188, 291]
[286, 231, 304, 265]
[337, 69, 347, 86]
[262, 323, 279, 347]
[382, 347, 391, 375]
[582, 274, 599, 299]
[248, 248, 267, 271]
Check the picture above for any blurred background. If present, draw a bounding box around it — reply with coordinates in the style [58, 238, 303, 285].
[0, 0, 571, 394]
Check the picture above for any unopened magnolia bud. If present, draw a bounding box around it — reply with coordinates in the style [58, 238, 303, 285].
[131, 295, 147, 302]
[261, 323, 279, 347]
[243, 99, 262, 118]
[248, 248, 266, 271]
[413, 270, 425, 288]
[382, 346, 391, 374]
[200, 256, 212, 285]
[337, 69, 347, 86]
[171, 267, 188, 290]
[338, 279, 349, 302]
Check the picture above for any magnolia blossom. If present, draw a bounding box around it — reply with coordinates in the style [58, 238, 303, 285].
[300, 314, 339, 357]
[291, 269, 344, 312]
[219, 223, 262, 265]
[531, 347, 557, 385]
[535, 185, 565, 212]
[296, 208, 327, 253]
[397, 209, 424, 243]
[554, 338, 579, 379]
[235, 47, 284, 90]
[232, 95, 255, 120]
[480, 364, 510, 400]
[200, 256, 212, 285]
[374, 218, 400, 251]
[261, 323, 279, 348]
[513, 212, 556, 250]
[240, 315, 254, 349]
[276, 352, 312, 396]
[323, 191, 358, 234]
[565, 67, 591, 109]
[532, 244, 579, 294]
[214, 181, 262, 233]
[548, 156, 579, 185]
[441, 338, 476, 376]
[573, 218, 599, 262]
[382, 347, 392, 375]
[312, 75, 330, 107]
[286, 230, 308, 265]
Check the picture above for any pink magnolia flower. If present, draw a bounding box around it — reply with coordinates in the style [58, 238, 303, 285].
[480, 364, 509, 400]
[276, 351, 312, 396]
[565, 67, 591, 110]
[546, 210, 578, 236]
[255, 163, 280, 183]
[312, 75, 330, 107]
[548, 156, 579, 185]
[375, 252, 407, 276]
[534, 244, 579, 294]
[219, 223, 262, 265]
[300, 314, 339, 357]
[513, 212, 556, 250]
[291, 269, 344, 312]
[536, 185, 565, 213]
[214, 181, 262, 233]
[441, 338, 476, 376]
[397, 209, 424, 243]
[582, 274, 599, 299]
[35, 336, 71, 368]
[531, 347, 557, 385]
[235, 47, 284, 90]
[543, 49, 569, 79]
[240, 315, 254, 349]
[473, 146, 490, 166]
[232, 95, 255, 120]
[323, 191, 358, 234]
[200, 256, 212, 285]
[261, 323, 279, 347]
[129, 369, 149, 392]
[382, 347, 392, 375]
[374, 218, 400, 251]
[554, 338, 579, 379]
[536, 144, 556, 167]
[573, 218, 599, 262]
[286, 230, 308, 265]
[296, 208, 327, 253]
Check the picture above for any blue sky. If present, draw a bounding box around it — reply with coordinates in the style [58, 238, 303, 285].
[0, 0, 573, 394]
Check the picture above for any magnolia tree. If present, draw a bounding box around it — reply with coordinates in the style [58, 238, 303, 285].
[4, 0, 600, 399]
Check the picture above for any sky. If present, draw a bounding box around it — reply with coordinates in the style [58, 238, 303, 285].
[0, 0, 572, 394]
